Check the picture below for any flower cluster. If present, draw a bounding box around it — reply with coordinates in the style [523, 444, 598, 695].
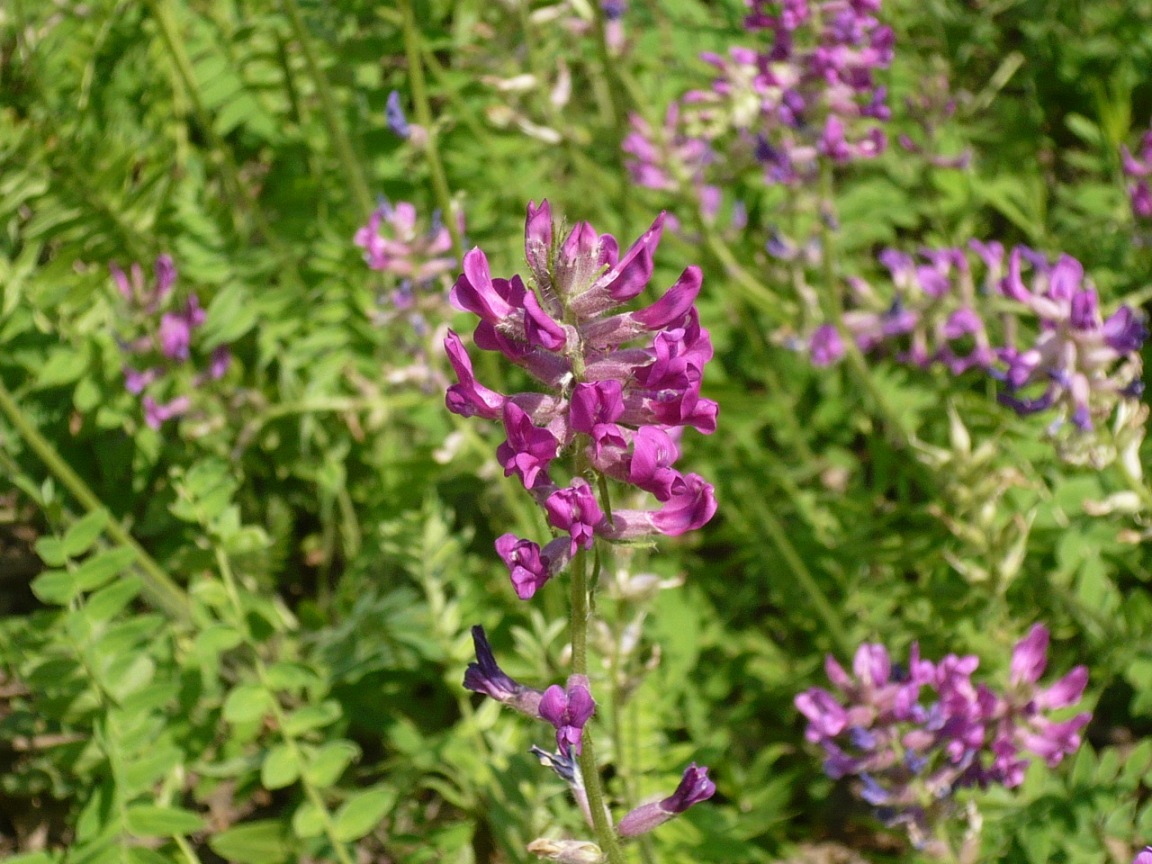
[684, 0, 893, 186]
[807, 242, 1147, 431]
[111, 256, 230, 429]
[622, 105, 719, 223]
[795, 626, 1090, 840]
[1122, 124, 1152, 226]
[464, 626, 714, 839]
[355, 198, 456, 286]
[444, 201, 718, 600]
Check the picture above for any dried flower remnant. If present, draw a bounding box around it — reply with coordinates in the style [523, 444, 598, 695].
[795, 626, 1090, 844]
[445, 200, 718, 599]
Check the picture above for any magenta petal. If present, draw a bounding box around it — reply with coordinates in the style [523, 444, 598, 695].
[651, 474, 716, 536]
[538, 685, 566, 724]
[1010, 624, 1049, 687]
[633, 266, 702, 328]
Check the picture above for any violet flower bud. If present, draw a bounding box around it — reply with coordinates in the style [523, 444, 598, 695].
[385, 90, 411, 138]
[616, 763, 716, 837]
[463, 625, 545, 718]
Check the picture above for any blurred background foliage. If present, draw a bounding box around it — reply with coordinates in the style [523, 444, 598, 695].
[0, 0, 1150, 862]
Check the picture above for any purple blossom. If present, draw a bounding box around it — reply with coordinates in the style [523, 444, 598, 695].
[1134, 847, 1152, 864]
[355, 199, 456, 284]
[444, 201, 717, 599]
[385, 90, 410, 138]
[795, 626, 1091, 841]
[463, 625, 545, 717]
[539, 675, 596, 757]
[616, 763, 716, 837]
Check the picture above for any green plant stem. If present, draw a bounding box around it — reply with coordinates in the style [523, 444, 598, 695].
[0, 380, 192, 623]
[215, 549, 357, 864]
[570, 547, 628, 864]
[279, 0, 373, 221]
[398, 0, 464, 262]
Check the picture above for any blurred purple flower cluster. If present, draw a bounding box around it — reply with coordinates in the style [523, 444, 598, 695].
[807, 242, 1147, 431]
[796, 625, 1090, 838]
[464, 626, 713, 835]
[111, 255, 230, 429]
[687, 0, 893, 185]
[354, 198, 456, 286]
[1122, 126, 1152, 226]
[444, 201, 718, 600]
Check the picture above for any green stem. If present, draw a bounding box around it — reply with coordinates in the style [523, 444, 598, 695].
[570, 547, 628, 864]
[0, 380, 191, 623]
[215, 549, 357, 864]
[279, 0, 374, 221]
[398, 0, 464, 263]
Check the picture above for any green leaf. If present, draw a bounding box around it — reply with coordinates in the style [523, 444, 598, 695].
[125, 805, 206, 837]
[34, 346, 89, 389]
[304, 740, 360, 789]
[260, 744, 300, 790]
[332, 786, 397, 842]
[83, 576, 144, 621]
[291, 802, 324, 839]
[194, 623, 245, 656]
[31, 569, 78, 605]
[282, 700, 342, 736]
[34, 537, 69, 567]
[208, 821, 290, 864]
[223, 684, 274, 725]
[264, 661, 319, 692]
[62, 511, 109, 557]
[201, 283, 258, 348]
[72, 548, 135, 592]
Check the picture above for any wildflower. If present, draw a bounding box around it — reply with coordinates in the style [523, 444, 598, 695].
[354, 198, 456, 284]
[1122, 126, 1152, 225]
[445, 201, 717, 599]
[684, 0, 893, 186]
[539, 675, 596, 757]
[616, 763, 717, 836]
[1134, 847, 1152, 864]
[385, 90, 410, 138]
[158, 295, 206, 362]
[795, 627, 1090, 843]
[110, 254, 176, 312]
[462, 625, 545, 717]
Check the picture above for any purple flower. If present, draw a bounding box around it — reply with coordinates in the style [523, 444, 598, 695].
[1133, 847, 1152, 864]
[617, 763, 716, 836]
[463, 625, 545, 717]
[546, 480, 604, 554]
[385, 90, 410, 138]
[356, 199, 456, 283]
[444, 201, 716, 599]
[539, 675, 595, 757]
[142, 395, 191, 429]
[809, 324, 845, 366]
[157, 295, 205, 362]
[496, 402, 559, 489]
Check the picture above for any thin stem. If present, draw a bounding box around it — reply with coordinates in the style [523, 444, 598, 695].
[570, 547, 628, 864]
[398, 0, 464, 262]
[279, 0, 374, 221]
[215, 549, 357, 864]
[0, 380, 191, 623]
